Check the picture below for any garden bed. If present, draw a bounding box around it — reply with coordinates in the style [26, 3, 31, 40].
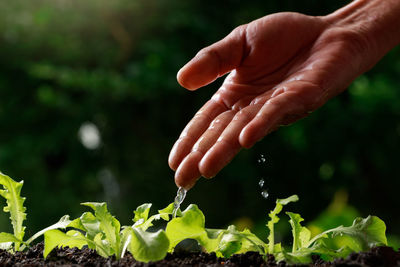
[0, 173, 397, 266]
[1, 243, 399, 266]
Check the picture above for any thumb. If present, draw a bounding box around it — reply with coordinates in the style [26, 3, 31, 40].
[177, 25, 247, 90]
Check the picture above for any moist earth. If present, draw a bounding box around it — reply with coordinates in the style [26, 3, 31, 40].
[0, 243, 399, 266]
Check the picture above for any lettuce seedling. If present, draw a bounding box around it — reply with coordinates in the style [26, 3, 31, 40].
[0, 171, 389, 264]
[164, 195, 387, 264]
[265, 197, 387, 263]
[45, 202, 266, 261]
[166, 204, 267, 257]
[44, 202, 173, 262]
[275, 212, 387, 263]
[0, 172, 71, 252]
[266, 195, 299, 254]
[44, 202, 124, 259]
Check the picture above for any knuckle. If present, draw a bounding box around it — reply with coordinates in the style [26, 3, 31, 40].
[231, 24, 247, 36]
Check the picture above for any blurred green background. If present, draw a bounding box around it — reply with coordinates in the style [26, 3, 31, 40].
[0, 0, 399, 244]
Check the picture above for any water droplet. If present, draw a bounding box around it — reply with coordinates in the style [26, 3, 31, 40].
[258, 178, 265, 188]
[261, 190, 269, 199]
[172, 187, 187, 218]
[257, 154, 266, 164]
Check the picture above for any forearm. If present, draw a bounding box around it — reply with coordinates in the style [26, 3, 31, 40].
[327, 0, 400, 60]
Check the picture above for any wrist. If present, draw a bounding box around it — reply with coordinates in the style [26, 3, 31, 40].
[324, 0, 400, 68]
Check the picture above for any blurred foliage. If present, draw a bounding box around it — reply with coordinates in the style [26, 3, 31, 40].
[0, 0, 399, 243]
[388, 235, 400, 251]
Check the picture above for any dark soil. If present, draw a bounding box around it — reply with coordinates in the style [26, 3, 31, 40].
[0, 243, 399, 266]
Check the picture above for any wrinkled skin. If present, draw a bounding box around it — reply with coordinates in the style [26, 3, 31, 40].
[168, 9, 397, 189]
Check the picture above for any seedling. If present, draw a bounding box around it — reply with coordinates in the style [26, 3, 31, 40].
[0, 172, 71, 252]
[0, 171, 389, 264]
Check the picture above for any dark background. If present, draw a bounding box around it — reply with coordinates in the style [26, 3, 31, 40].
[0, 0, 399, 244]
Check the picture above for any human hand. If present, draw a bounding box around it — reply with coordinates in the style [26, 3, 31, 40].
[169, 2, 400, 189]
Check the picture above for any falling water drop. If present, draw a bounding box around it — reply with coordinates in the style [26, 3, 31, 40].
[257, 154, 269, 199]
[261, 190, 269, 199]
[257, 154, 266, 164]
[172, 187, 187, 218]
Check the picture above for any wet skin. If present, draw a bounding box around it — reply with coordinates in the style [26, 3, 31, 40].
[169, 0, 400, 189]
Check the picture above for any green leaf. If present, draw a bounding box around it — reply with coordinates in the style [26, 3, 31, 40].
[120, 227, 132, 259]
[277, 216, 388, 264]
[310, 240, 354, 261]
[80, 212, 101, 239]
[281, 241, 353, 264]
[155, 203, 176, 221]
[93, 232, 111, 257]
[309, 216, 386, 249]
[309, 215, 387, 251]
[165, 204, 205, 250]
[205, 228, 223, 239]
[67, 217, 87, 232]
[23, 215, 71, 248]
[0, 232, 24, 247]
[43, 229, 88, 258]
[280, 247, 313, 264]
[133, 203, 152, 223]
[278, 195, 299, 206]
[216, 226, 266, 258]
[0, 172, 27, 250]
[286, 212, 311, 252]
[81, 202, 121, 256]
[267, 195, 298, 253]
[165, 204, 219, 252]
[135, 203, 177, 231]
[127, 227, 169, 263]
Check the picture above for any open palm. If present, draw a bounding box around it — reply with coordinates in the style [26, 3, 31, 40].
[169, 12, 377, 189]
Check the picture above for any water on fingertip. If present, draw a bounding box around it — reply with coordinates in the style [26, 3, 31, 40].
[172, 187, 187, 218]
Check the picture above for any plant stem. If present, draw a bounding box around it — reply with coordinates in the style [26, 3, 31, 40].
[268, 225, 274, 253]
